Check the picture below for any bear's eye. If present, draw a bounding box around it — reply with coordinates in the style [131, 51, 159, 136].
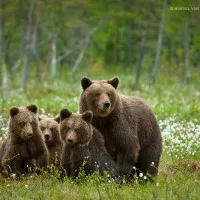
[95, 92, 100, 96]
[40, 127, 45, 131]
[50, 127, 54, 131]
[65, 126, 70, 132]
[106, 92, 111, 97]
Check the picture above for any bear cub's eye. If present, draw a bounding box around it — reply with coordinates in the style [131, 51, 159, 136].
[40, 127, 45, 131]
[65, 126, 70, 132]
[95, 92, 100, 96]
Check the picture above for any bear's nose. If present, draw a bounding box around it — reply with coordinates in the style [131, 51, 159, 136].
[67, 136, 73, 143]
[27, 132, 33, 137]
[103, 101, 110, 109]
[45, 134, 50, 140]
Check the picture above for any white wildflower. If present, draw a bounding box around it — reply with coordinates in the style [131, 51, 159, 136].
[11, 173, 16, 178]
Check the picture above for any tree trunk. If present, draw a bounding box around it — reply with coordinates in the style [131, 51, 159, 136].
[183, 19, 190, 84]
[167, 37, 172, 81]
[127, 24, 133, 67]
[126, 0, 133, 67]
[151, 0, 167, 84]
[135, 36, 145, 88]
[113, 19, 119, 65]
[32, 0, 41, 82]
[21, 0, 35, 88]
[0, 3, 8, 100]
[71, 24, 100, 74]
[51, 32, 57, 79]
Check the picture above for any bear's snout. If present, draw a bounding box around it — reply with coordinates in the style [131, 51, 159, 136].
[103, 100, 110, 109]
[66, 131, 77, 144]
[45, 133, 50, 141]
[67, 136, 73, 143]
[27, 132, 33, 137]
[21, 123, 33, 140]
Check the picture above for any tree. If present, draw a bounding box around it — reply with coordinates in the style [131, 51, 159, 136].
[151, 0, 167, 84]
[183, 18, 190, 84]
[0, 1, 8, 101]
[21, 0, 35, 88]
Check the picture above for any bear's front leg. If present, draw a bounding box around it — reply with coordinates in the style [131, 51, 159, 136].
[71, 146, 91, 177]
[35, 149, 49, 170]
[117, 135, 140, 175]
[2, 151, 24, 175]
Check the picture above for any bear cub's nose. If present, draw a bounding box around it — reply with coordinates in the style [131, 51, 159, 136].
[67, 136, 73, 143]
[103, 101, 110, 109]
[27, 132, 33, 137]
[45, 134, 50, 140]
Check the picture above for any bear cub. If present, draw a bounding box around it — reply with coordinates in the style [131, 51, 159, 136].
[60, 108, 119, 178]
[1, 104, 49, 175]
[39, 117, 63, 166]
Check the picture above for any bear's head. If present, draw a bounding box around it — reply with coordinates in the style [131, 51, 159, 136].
[80, 77, 119, 117]
[59, 108, 93, 147]
[39, 117, 60, 147]
[9, 104, 39, 140]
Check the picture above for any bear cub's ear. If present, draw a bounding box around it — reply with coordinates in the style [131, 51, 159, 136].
[27, 104, 38, 114]
[82, 111, 93, 123]
[54, 116, 60, 123]
[81, 77, 92, 90]
[60, 109, 72, 121]
[10, 107, 19, 117]
[107, 77, 119, 89]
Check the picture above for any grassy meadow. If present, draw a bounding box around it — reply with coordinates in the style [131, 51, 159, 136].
[0, 68, 200, 200]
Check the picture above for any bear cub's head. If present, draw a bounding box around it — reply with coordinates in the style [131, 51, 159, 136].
[59, 109, 93, 147]
[80, 77, 119, 117]
[9, 104, 39, 140]
[39, 117, 60, 147]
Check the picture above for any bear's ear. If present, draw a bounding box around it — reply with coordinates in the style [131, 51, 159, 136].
[82, 111, 93, 123]
[107, 77, 119, 89]
[54, 116, 60, 123]
[81, 77, 92, 90]
[60, 109, 72, 121]
[27, 104, 38, 114]
[10, 107, 19, 117]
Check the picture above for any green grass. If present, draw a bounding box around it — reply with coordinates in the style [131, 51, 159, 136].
[0, 69, 200, 199]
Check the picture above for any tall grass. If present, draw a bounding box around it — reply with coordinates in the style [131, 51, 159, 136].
[0, 67, 199, 199]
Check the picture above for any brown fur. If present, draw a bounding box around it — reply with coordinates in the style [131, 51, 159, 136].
[0, 139, 8, 172]
[60, 109, 119, 178]
[1, 104, 49, 175]
[79, 77, 162, 177]
[39, 117, 63, 166]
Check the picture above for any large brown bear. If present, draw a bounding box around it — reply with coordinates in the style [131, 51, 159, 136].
[59, 108, 119, 178]
[79, 77, 162, 178]
[39, 117, 63, 166]
[1, 104, 49, 175]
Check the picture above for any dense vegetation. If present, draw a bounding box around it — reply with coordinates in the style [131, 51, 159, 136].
[0, 0, 200, 90]
[0, 69, 199, 199]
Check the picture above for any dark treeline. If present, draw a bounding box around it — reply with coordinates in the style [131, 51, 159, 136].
[0, 0, 199, 90]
